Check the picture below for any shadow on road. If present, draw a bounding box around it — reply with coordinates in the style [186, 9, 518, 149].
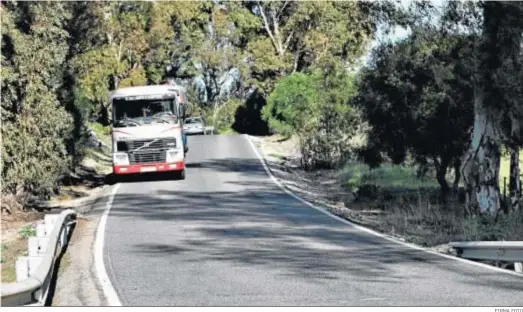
[102, 179, 523, 290]
[105, 157, 268, 185]
[185, 158, 268, 177]
[105, 171, 183, 184]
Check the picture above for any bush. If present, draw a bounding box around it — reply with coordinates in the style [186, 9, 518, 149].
[18, 225, 36, 239]
[1, 3, 75, 204]
[212, 98, 243, 133]
[263, 60, 366, 170]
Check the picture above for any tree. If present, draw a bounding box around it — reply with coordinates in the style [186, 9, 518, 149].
[352, 28, 475, 199]
[69, 1, 150, 124]
[1, 1, 74, 203]
[262, 72, 320, 138]
[238, 1, 379, 95]
[460, 1, 523, 215]
[262, 58, 362, 170]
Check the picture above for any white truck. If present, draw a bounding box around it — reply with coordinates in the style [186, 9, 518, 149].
[109, 84, 188, 180]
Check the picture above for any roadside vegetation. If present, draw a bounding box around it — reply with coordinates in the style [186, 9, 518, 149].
[1, 0, 522, 271]
[256, 1, 523, 249]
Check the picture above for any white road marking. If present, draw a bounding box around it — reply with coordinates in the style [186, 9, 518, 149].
[359, 297, 388, 301]
[94, 183, 123, 306]
[243, 134, 523, 278]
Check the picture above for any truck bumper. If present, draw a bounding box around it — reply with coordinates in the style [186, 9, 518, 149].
[113, 161, 185, 175]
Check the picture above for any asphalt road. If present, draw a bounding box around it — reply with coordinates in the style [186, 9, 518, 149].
[104, 134, 523, 306]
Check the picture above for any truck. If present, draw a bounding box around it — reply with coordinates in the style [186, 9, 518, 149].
[109, 83, 188, 180]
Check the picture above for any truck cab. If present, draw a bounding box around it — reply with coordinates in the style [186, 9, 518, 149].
[109, 85, 187, 179]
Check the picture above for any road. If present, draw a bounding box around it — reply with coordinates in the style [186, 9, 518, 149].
[103, 134, 523, 306]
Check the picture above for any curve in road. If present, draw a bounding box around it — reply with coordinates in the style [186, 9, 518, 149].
[101, 134, 523, 306]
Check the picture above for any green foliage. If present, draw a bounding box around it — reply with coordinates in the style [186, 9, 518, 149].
[1, 2, 75, 200]
[341, 161, 439, 194]
[0, 0, 417, 211]
[18, 225, 36, 239]
[87, 121, 111, 138]
[240, 1, 378, 95]
[352, 28, 475, 196]
[212, 98, 243, 133]
[262, 73, 320, 138]
[263, 59, 363, 169]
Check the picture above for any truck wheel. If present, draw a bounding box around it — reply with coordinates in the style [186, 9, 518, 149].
[106, 173, 118, 185]
[175, 169, 186, 180]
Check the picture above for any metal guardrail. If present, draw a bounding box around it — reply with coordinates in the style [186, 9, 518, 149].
[1, 209, 77, 306]
[449, 241, 523, 273]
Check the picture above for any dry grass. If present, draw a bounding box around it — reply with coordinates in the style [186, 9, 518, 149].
[1, 220, 40, 283]
[1, 238, 27, 283]
[350, 192, 523, 247]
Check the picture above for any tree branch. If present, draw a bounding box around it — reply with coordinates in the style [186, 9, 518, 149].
[271, 6, 284, 56]
[257, 1, 282, 56]
[283, 30, 294, 52]
[277, 0, 290, 20]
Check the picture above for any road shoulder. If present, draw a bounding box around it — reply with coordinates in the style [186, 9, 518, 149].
[246, 134, 523, 275]
[50, 185, 115, 306]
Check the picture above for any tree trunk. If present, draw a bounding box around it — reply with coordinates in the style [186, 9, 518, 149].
[461, 91, 502, 215]
[453, 158, 461, 192]
[434, 156, 450, 202]
[436, 164, 450, 202]
[99, 103, 110, 126]
[509, 146, 520, 211]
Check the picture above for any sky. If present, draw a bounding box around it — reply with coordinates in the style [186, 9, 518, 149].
[357, 0, 446, 67]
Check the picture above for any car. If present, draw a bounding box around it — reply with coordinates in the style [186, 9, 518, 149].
[183, 116, 206, 135]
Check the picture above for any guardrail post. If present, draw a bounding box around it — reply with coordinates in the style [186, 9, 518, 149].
[28, 237, 39, 257]
[44, 215, 58, 237]
[36, 223, 46, 237]
[37, 237, 50, 255]
[15, 257, 29, 282]
[27, 256, 43, 276]
[515, 262, 523, 273]
[2, 210, 78, 307]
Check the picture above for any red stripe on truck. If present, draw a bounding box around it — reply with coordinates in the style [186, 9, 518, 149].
[112, 130, 134, 136]
[160, 125, 181, 133]
[113, 161, 184, 175]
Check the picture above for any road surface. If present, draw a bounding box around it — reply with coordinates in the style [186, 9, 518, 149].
[104, 135, 523, 306]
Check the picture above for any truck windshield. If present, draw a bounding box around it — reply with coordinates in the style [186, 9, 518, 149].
[112, 97, 178, 127]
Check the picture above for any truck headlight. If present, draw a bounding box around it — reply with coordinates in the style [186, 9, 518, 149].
[113, 153, 129, 165]
[166, 149, 180, 162]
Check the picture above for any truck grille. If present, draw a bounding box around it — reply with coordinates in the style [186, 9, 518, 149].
[129, 151, 166, 164]
[117, 138, 176, 152]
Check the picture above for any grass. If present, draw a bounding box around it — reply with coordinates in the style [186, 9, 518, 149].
[86, 121, 111, 147]
[216, 127, 239, 135]
[341, 161, 440, 194]
[18, 224, 36, 239]
[342, 149, 521, 195]
[1, 225, 35, 283]
[499, 148, 523, 194]
[84, 147, 112, 170]
[338, 155, 523, 247]
[268, 153, 286, 160]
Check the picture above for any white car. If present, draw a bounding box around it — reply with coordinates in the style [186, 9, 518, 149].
[183, 116, 206, 135]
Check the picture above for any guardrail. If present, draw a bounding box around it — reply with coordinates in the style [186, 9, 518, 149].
[449, 241, 523, 273]
[1, 209, 77, 306]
